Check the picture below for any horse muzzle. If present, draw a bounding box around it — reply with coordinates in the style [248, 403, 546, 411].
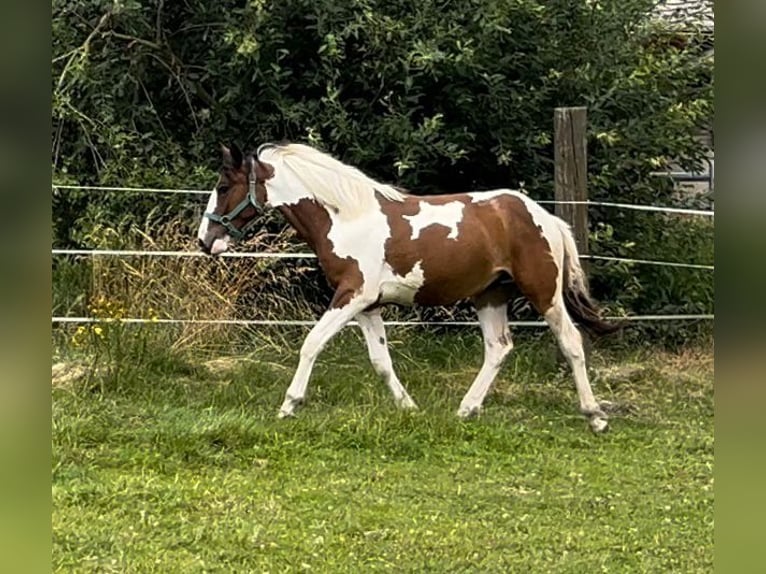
[198, 236, 229, 257]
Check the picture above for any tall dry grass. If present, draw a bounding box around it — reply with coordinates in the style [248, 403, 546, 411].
[78, 214, 319, 351]
[55, 207, 547, 360]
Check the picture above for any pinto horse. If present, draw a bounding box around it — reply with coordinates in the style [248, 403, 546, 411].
[197, 142, 619, 432]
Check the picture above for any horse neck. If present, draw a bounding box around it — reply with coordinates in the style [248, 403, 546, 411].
[276, 199, 334, 255]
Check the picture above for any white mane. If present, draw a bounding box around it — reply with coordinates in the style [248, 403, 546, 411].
[257, 143, 406, 217]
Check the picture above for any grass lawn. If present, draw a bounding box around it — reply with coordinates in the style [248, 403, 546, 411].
[52, 328, 713, 572]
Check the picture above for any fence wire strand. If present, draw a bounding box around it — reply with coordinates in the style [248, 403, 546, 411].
[53, 184, 714, 217]
[52, 183, 714, 327]
[51, 248, 714, 271]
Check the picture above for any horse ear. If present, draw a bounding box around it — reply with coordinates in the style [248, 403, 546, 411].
[221, 143, 232, 167]
[221, 143, 243, 169]
[230, 143, 244, 168]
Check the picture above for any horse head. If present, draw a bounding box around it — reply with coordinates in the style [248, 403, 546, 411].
[197, 143, 273, 256]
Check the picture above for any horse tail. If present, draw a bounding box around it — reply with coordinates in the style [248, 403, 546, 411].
[555, 218, 622, 336]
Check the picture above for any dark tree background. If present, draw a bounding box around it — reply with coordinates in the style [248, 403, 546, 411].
[52, 0, 714, 322]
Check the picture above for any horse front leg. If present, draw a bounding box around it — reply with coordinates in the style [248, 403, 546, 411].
[278, 289, 373, 418]
[356, 308, 417, 409]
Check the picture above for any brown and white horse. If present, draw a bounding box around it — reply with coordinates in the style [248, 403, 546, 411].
[197, 142, 619, 432]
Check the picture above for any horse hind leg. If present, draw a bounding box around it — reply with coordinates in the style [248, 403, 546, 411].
[506, 244, 607, 432]
[544, 296, 608, 432]
[457, 288, 514, 418]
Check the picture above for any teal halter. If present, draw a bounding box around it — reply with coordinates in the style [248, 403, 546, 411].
[204, 163, 263, 240]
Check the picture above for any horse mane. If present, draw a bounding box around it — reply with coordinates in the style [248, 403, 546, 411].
[257, 142, 407, 217]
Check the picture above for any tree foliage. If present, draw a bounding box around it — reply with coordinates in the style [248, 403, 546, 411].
[52, 0, 714, 320]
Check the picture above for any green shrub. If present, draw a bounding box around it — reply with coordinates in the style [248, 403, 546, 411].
[52, 0, 713, 335]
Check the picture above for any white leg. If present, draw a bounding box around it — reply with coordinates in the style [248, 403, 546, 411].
[278, 295, 372, 418]
[544, 299, 608, 432]
[356, 309, 417, 409]
[457, 302, 513, 418]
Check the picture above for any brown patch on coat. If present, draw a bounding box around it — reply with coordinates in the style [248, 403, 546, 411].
[380, 193, 558, 313]
[276, 198, 364, 308]
[497, 195, 559, 313]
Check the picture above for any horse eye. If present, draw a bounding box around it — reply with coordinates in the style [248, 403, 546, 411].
[217, 185, 229, 194]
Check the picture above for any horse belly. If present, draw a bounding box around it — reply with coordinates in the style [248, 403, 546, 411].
[410, 244, 502, 306]
[378, 262, 425, 306]
[414, 262, 500, 306]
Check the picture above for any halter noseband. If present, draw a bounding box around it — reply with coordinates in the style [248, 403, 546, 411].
[204, 159, 263, 241]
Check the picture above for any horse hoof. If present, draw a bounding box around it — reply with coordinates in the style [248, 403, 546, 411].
[457, 405, 481, 419]
[277, 408, 295, 419]
[398, 398, 418, 410]
[589, 416, 609, 433]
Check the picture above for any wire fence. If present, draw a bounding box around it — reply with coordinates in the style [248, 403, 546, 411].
[50, 249, 715, 271]
[52, 183, 715, 217]
[52, 183, 714, 327]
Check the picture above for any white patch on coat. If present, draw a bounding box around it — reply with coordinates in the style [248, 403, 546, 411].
[404, 201, 464, 240]
[327, 206, 390, 287]
[468, 189, 517, 203]
[198, 189, 232, 255]
[378, 261, 426, 305]
[325, 201, 426, 305]
[197, 189, 217, 242]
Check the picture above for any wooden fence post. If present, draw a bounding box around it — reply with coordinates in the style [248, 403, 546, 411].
[554, 107, 589, 265]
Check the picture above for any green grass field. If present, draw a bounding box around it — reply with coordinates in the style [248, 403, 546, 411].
[52, 328, 713, 572]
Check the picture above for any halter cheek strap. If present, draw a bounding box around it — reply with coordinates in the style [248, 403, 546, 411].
[204, 162, 263, 241]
